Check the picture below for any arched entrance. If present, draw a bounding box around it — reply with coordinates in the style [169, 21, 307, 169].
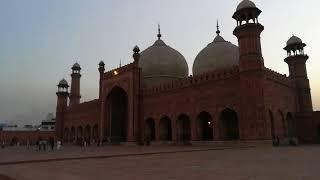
[84, 125, 91, 142]
[77, 126, 83, 141]
[145, 118, 156, 141]
[196, 111, 213, 141]
[220, 108, 239, 140]
[92, 124, 99, 142]
[176, 114, 191, 143]
[11, 137, 18, 146]
[286, 113, 295, 138]
[70, 127, 76, 142]
[64, 128, 70, 142]
[278, 110, 286, 138]
[268, 110, 275, 139]
[106, 86, 128, 143]
[159, 116, 172, 141]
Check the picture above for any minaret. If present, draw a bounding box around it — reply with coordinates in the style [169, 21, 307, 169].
[233, 0, 264, 71]
[69, 63, 81, 107]
[133, 45, 140, 62]
[56, 79, 69, 140]
[232, 0, 268, 140]
[284, 36, 313, 113]
[98, 60, 105, 100]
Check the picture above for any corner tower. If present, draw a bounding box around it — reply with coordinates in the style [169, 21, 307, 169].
[232, 0, 269, 140]
[284, 36, 313, 113]
[56, 79, 69, 140]
[69, 63, 81, 107]
[233, 0, 264, 70]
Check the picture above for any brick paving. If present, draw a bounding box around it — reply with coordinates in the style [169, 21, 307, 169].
[0, 145, 319, 180]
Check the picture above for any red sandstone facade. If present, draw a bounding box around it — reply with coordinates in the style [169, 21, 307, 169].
[55, 4, 320, 145]
[0, 130, 55, 145]
[5, 2, 319, 146]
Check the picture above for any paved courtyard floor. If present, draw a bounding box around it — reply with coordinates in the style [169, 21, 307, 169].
[0, 145, 319, 180]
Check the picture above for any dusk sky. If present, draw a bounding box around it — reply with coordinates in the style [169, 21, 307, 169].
[0, 0, 319, 125]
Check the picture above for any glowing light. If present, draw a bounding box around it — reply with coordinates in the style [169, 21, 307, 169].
[208, 122, 211, 125]
[113, 70, 118, 75]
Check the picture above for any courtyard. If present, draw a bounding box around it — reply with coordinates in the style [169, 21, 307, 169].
[0, 145, 319, 180]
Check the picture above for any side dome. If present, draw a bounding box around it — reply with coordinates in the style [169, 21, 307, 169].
[236, 0, 256, 11]
[58, 78, 68, 87]
[287, 35, 303, 46]
[193, 28, 239, 75]
[139, 32, 189, 87]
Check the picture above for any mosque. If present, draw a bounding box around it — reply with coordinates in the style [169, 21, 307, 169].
[55, 0, 320, 145]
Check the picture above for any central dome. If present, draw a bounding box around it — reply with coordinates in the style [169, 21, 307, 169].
[139, 32, 189, 87]
[193, 28, 239, 75]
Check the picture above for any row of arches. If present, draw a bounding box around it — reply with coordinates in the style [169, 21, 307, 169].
[145, 109, 239, 142]
[89, 86, 301, 144]
[268, 110, 296, 139]
[103, 86, 240, 143]
[64, 124, 99, 143]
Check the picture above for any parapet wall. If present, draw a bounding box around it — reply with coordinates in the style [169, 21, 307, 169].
[143, 66, 240, 96]
[64, 99, 100, 128]
[103, 62, 135, 79]
[264, 68, 293, 87]
[66, 99, 99, 113]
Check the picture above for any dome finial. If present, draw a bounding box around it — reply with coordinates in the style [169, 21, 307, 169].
[157, 24, 162, 40]
[216, 20, 221, 35]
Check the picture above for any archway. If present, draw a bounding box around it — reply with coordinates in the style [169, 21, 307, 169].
[286, 113, 295, 138]
[106, 86, 128, 143]
[11, 137, 18, 146]
[77, 126, 83, 141]
[145, 118, 156, 141]
[197, 111, 213, 141]
[277, 110, 286, 138]
[92, 124, 99, 142]
[176, 114, 191, 143]
[268, 110, 275, 139]
[84, 125, 91, 142]
[70, 127, 76, 142]
[220, 108, 239, 140]
[159, 116, 172, 141]
[64, 128, 70, 142]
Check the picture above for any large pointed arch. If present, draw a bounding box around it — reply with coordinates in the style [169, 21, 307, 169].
[277, 110, 286, 138]
[220, 108, 239, 140]
[176, 114, 191, 143]
[286, 112, 296, 138]
[105, 86, 128, 143]
[268, 110, 275, 139]
[159, 116, 172, 141]
[196, 111, 213, 141]
[145, 118, 156, 141]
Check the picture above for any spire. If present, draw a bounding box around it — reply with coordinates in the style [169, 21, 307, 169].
[119, 59, 122, 67]
[216, 20, 221, 36]
[157, 24, 162, 40]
